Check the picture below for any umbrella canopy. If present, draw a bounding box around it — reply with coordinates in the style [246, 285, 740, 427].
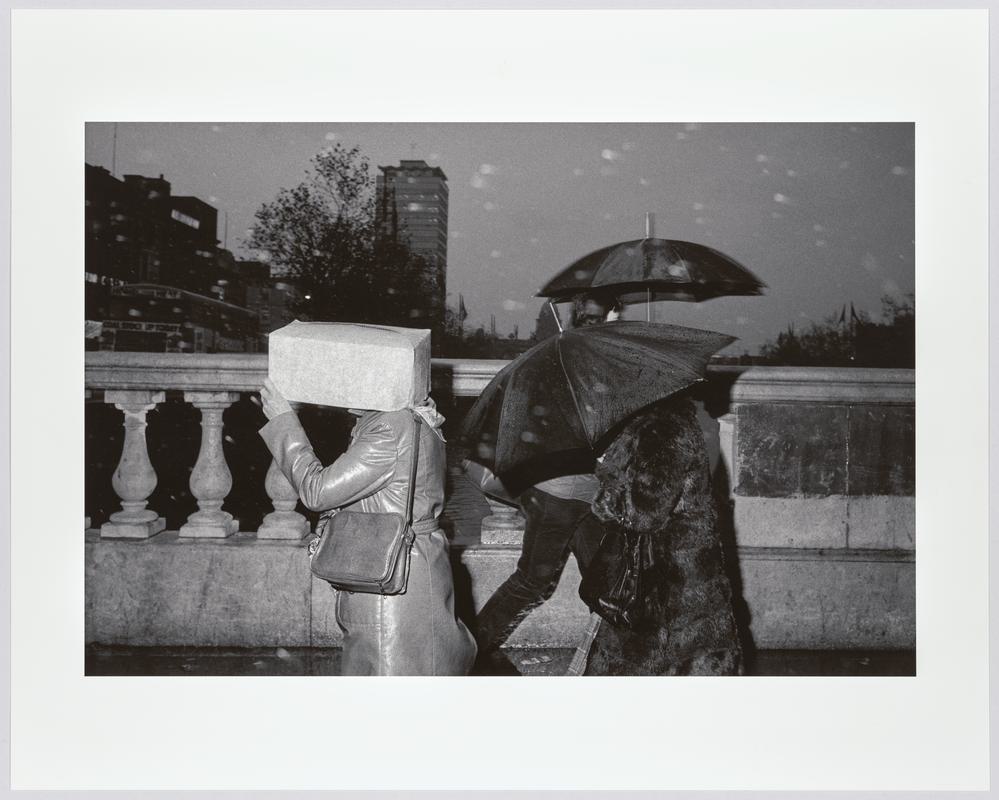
[537, 237, 766, 303]
[460, 321, 735, 482]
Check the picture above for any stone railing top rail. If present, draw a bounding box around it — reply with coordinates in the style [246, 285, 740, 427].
[85, 353, 914, 404]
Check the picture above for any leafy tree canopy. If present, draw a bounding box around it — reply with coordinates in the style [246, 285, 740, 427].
[247, 144, 435, 331]
[759, 293, 914, 368]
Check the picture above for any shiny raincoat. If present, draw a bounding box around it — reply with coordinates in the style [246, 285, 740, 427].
[260, 408, 476, 676]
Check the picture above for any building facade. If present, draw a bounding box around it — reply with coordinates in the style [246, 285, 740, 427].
[86, 164, 269, 352]
[375, 160, 449, 342]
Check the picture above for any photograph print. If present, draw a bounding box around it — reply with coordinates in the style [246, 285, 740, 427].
[84, 122, 915, 677]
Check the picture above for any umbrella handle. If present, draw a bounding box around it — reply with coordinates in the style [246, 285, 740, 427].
[548, 299, 563, 333]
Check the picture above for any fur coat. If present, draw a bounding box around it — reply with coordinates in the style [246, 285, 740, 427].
[581, 395, 743, 676]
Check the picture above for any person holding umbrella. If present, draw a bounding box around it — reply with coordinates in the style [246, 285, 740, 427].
[469, 290, 621, 673]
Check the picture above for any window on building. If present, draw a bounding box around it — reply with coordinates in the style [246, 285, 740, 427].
[171, 209, 201, 229]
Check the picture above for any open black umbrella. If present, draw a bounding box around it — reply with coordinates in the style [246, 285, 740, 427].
[537, 236, 766, 304]
[460, 321, 734, 482]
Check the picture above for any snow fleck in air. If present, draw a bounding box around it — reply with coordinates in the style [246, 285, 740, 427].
[786, 169, 797, 177]
[490, 250, 502, 259]
[483, 201, 496, 211]
[256, 250, 271, 262]
[128, 308, 142, 317]
[573, 168, 585, 176]
[684, 122, 700, 132]
[601, 149, 621, 161]
[600, 166, 617, 177]
[312, 249, 323, 257]
[756, 154, 769, 163]
[693, 202, 705, 211]
[736, 316, 749, 325]
[211, 125, 221, 133]
[622, 142, 636, 151]
[675, 132, 687, 140]
[479, 164, 498, 175]
[224, 435, 234, 444]
[862, 253, 880, 272]
[574, 269, 590, 280]
[813, 223, 825, 233]
[324, 132, 337, 141]
[209, 196, 219, 204]
[407, 202, 424, 212]
[639, 178, 650, 186]
[470, 174, 487, 189]
[520, 431, 539, 443]
[815, 240, 826, 247]
[891, 166, 908, 176]
[773, 193, 789, 204]
[429, 152, 440, 161]
[593, 382, 608, 394]
[503, 299, 525, 311]
[451, 231, 463, 239]
[695, 217, 706, 225]
[531, 405, 547, 417]
[761, 168, 770, 175]
[275, 648, 291, 660]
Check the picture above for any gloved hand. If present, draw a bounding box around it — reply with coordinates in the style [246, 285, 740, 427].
[260, 377, 294, 421]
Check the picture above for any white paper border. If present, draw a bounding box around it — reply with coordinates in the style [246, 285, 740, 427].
[8, 6, 990, 792]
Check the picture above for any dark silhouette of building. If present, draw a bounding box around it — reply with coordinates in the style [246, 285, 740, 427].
[86, 163, 268, 352]
[99, 284, 261, 353]
[375, 160, 448, 337]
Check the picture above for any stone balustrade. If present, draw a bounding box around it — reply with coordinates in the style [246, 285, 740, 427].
[84, 352, 915, 651]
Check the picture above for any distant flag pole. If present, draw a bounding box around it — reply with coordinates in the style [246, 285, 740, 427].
[112, 122, 118, 177]
[644, 212, 655, 322]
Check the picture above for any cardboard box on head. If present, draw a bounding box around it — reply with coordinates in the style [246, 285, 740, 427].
[268, 321, 431, 411]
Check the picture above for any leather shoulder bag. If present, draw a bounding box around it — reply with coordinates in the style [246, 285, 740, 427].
[310, 412, 421, 595]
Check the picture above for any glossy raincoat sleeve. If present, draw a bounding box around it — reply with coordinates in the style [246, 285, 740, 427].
[259, 411, 397, 512]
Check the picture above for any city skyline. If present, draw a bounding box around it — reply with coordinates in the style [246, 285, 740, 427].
[85, 122, 914, 353]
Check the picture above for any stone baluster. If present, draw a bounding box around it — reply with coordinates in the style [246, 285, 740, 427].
[257, 459, 309, 539]
[100, 391, 167, 539]
[480, 497, 526, 546]
[179, 392, 240, 538]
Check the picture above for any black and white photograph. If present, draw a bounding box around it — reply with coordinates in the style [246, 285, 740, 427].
[7, 6, 990, 793]
[83, 121, 916, 679]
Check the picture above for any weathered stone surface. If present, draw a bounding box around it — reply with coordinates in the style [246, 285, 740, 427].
[848, 405, 915, 495]
[733, 496, 848, 549]
[310, 576, 344, 647]
[738, 549, 914, 648]
[735, 404, 848, 497]
[85, 535, 915, 651]
[85, 532, 312, 646]
[847, 496, 916, 550]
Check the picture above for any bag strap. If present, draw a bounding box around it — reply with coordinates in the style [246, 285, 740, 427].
[404, 412, 422, 529]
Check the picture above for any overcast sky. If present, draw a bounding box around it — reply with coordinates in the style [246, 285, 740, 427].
[85, 122, 913, 354]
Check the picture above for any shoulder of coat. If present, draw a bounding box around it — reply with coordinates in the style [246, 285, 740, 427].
[357, 409, 411, 436]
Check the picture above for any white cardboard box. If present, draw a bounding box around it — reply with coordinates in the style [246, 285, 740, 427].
[268, 321, 431, 411]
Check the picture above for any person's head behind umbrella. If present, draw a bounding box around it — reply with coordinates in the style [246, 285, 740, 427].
[571, 291, 622, 328]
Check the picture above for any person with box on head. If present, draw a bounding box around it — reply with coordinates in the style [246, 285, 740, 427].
[259, 322, 476, 676]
